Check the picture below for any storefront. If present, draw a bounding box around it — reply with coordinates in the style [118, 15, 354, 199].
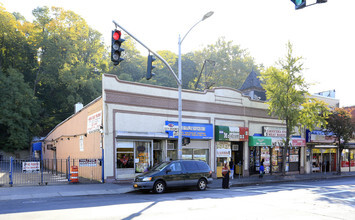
[341, 143, 355, 172]
[307, 130, 337, 173]
[115, 131, 168, 179]
[248, 136, 272, 175]
[271, 137, 305, 173]
[215, 126, 249, 177]
[165, 121, 213, 164]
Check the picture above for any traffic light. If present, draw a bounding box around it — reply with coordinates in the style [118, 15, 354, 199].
[291, 0, 306, 10]
[146, 54, 156, 80]
[111, 30, 125, 65]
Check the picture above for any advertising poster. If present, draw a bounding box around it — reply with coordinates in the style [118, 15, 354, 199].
[22, 162, 40, 173]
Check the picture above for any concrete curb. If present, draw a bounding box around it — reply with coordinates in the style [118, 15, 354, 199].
[1, 173, 354, 201]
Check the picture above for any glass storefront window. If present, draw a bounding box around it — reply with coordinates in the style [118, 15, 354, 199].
[117, 151, 134, 169]
[194, 149, 209, 162]
[182, 148, 209, 162]
[135, 142, 151, 173]
[271, 147, 282, 173]
[261, 147, 271, 174]
[182, 149, 193, 160]
[341, 149, 355, 172]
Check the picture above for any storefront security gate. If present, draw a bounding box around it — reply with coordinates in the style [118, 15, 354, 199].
[0, 157, 102, 186]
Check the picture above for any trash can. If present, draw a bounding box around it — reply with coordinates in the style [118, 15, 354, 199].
[70, 166, 78, 183]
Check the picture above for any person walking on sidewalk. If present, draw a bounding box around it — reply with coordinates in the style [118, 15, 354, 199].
[222, 161, 230, 189]
[229, 158, 234, 180]
[259, 158, 265, 178]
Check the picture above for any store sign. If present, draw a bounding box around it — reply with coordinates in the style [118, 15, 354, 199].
[249, 136, 272, 146]
[292, 138, 306, 146]
[272, 138, 306, 147]
[87, 111, 102, 134]
[262, 126, 286, 137]
[164, 121, 213, 139]
[215, 126, 249, 141]
[307, 130, 336, 143]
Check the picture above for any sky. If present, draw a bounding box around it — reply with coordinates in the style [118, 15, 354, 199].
[1, 0, 354, 107]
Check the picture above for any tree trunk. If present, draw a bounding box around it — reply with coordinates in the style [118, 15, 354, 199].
[283, 119, 291, 176]
[337, 142, 344, 175]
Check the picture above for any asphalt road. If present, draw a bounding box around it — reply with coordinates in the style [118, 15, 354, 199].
[0, 177, 354, 219]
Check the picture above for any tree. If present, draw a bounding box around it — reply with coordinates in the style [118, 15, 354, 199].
[31, 7, 105, 133]
[0, 6, 37, 79]
[0, 68, 40, 152]
[190, 37, 258, 91]
[326, 108, 353, 174]
[259, 42, 329, 175]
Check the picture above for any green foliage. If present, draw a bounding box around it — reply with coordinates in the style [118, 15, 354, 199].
[31, 6, 104, 132]
[299, 98, 330, 131]
[0, 5, 262, 152]
[0, 68, 40, 152]
[190, 37, 258, 91]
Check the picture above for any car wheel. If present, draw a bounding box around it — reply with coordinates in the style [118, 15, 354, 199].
[197, 178, 207, 191]
[153, 181, 165, 194]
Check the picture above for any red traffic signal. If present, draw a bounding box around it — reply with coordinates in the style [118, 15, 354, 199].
[113, 30, 121, 41]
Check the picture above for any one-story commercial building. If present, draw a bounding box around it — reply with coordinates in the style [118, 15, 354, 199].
[42, 73, 340, 182]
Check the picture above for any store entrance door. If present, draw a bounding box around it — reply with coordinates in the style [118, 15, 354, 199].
[232, 142, 243, 176]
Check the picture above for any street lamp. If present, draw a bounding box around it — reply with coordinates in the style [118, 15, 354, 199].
[177, 11, 214, 159]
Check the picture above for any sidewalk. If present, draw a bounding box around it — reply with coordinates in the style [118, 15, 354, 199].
[1, 172, 354, 201]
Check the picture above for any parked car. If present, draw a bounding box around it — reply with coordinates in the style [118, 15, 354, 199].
[133, 160, 213, 193]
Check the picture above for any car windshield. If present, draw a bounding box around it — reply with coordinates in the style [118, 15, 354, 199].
[151, 162, 170, 171]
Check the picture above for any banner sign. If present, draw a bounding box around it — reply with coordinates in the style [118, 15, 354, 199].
[164, 121, 213, 139]
[79, 159, 97, 167]
[87, 111, 102, 134]
[215, 126, 249, 141]
[22, 162, 40, 173]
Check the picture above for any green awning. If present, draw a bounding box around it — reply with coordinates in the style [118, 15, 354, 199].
[249, 136, 272, 146]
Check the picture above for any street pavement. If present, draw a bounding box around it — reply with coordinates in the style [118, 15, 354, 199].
[1, 172, 354, 201]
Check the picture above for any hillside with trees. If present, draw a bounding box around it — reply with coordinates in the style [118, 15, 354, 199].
[0, 5, 260, 151]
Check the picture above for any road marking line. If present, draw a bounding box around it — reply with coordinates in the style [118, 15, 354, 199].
[331, 197, 355, 201]
[318, 190, 351, 195]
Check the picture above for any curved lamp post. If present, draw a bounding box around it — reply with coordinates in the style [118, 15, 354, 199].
[177, 11, 214, 159]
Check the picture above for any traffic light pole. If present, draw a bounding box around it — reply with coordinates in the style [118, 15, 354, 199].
[112, 20, 183, 159]
[112, 20, 181, 85]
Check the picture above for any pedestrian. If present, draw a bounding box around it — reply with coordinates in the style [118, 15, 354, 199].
[259, 158, 265, 178]
[222, 160, 230, 189]
[229, 158, 234, 179]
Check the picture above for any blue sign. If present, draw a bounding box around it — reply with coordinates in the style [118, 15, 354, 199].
[165, 121, 213, 139]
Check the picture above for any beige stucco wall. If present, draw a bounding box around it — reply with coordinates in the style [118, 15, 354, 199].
[44, 98, 103, 160]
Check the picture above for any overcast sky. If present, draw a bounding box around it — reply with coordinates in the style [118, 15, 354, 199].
[2, 0, 354, 107]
